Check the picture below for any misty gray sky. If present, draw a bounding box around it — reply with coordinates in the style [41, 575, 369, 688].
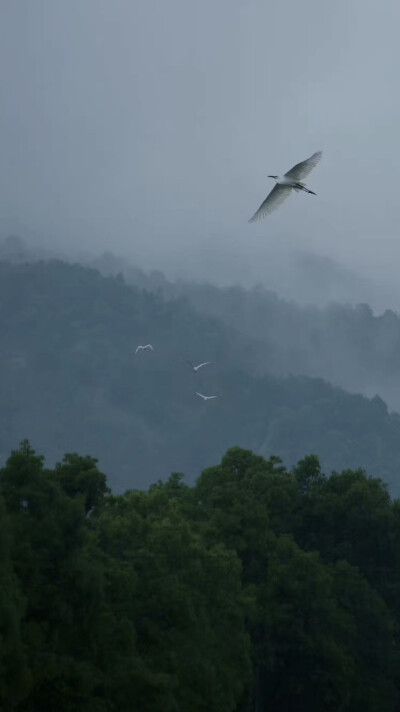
[2, 0, 400, 296]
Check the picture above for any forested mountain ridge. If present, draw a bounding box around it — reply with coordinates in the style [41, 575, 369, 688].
[89, 250, 400, 411]
[2, 259, 400, 492]
[1, 440, 399, 711]
[174, 280, 400, 409]
[5, 237, 400, 408]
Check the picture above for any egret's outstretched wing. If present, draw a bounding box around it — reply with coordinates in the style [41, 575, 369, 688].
[195, 361, 211, 370]
[135, 344, 153, 353]
[284, 151, 322, 181]
[249, 184, 292, 222]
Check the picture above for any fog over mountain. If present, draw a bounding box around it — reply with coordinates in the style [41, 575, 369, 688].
[1, 233, 398, 315]
[2, 0, 400, 482]
[2, 0, 400, 306]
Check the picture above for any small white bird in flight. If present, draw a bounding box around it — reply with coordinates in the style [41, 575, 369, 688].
[249, 151, 322, 222]
[195, 392, 218, 401]
[135, 344, 154, 353]
[187, 360, 211, 372]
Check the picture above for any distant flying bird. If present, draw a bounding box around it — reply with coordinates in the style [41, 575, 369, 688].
[249, 151, 322, 222]
[135, 344, 154, 353]
[195, 392, 218, 401]
[186, 360, 211, 372]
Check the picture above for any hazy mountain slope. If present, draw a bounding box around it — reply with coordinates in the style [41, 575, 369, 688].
[1, 260, 400, 492]
[5, 238, 400, 409]
[163, 282, 400, 411]
[79, 247, 400, 411]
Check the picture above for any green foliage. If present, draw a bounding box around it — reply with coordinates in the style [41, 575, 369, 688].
[1, 439, 400, 709]
[0, 495, 30, 709]
[96, 485, 250, 711]
[193, 446, 400, 712]
[54, 453, 110, 513]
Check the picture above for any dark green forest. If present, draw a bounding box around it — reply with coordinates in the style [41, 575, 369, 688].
[2, 260, 400, 492]
[2, 252, 400, 709]
[1, 440, 400, 711]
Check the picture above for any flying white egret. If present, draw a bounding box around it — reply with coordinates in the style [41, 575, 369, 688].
[249, 151, 322, 222]
[186, 360, 211, 372]
[195, 392, 218, 401]
[135, 344, 154, 353]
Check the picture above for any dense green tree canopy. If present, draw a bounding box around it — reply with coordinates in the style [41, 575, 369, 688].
[1, 441, 400, 710]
